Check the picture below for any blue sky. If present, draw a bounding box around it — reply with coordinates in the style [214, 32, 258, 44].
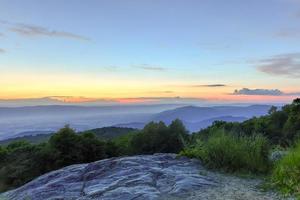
[0, 0, 300, 104]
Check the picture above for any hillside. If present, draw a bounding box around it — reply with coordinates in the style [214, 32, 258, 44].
[152, 105, 271, 123]
[0, 127, 136, 146]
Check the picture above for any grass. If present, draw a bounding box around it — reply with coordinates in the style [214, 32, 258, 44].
[180, 130, 270, 174]
[270, 140, 300, 197]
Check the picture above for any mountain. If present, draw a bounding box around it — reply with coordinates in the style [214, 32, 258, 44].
[113, 116, 248, 133]
[113, 122, 146, 129]
[183, 116, 248, 132]
[0, 104, 181, 140]
[114, 105, 270, 132]
[0, 104, 271, 140]
[0, 127, 136, 146]
[152, 105, 271, 123]
[81, 127, 137, 139]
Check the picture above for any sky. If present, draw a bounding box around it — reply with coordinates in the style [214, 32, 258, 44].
[0, 0, 300, 105]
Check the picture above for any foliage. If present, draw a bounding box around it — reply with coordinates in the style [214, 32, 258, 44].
[0, 126, 110, 191]
[0, 127, 136, 146]
[48, 126, 107, 167]
[181, 130, 270, 174]
[192, 98, 300, 147]
[112, 132, 137, 156]
[0, 120, 188, 192]
[131, 119, 189, 154]
[270, 141, 300, 197]
[80, 127, 137, 139]
[0, 98, 300, 195]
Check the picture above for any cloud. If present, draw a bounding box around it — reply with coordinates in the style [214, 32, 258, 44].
[276, 29, 300, 38]
[133, 64, 166, 71]
[0, 96, 208, 107]
[116, 96, 207, 104]
[0, 48, 6, 53]
[197, 42, 231, 51]
[233, 88, 283, 96]
[0, 32, 4, 37]
[296, 10, 300, 18]
[102, 66, 120, 72]
[256, 53, 300, 78]
[232, 88, 300, 96]
[148, 90, 174, 94]
[0, 20, 90, 41]
[191, 84, 227, 87]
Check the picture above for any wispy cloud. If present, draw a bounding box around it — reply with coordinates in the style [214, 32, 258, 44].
[133, 64, 166, 71]
[276, 29, 300, 38]
[197, 42, 231, 51]
[0, 48, 6, 53]
[256, 53, 300, 78]
[0, 32, 4, 37]
[232, 88, 300, 96]
[147, 90, 174, 94]
[191, 84, 227, 87]
[1, 20, 90, 41]
[296, 10, 300, 18]
[102, 65, 120, 72]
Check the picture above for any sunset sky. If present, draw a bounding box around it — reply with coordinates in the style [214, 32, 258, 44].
[0, 0, 300, 105]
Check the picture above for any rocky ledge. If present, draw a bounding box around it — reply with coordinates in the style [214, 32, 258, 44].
[1, 154, 217, 200]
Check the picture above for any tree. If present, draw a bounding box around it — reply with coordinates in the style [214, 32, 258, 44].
[0, 146, 7, 163]
[293, 98, 300, 106]
[167, 119, 189, 152]
[78, 132, 106, 163]
[268, 106, 277, 115]
[131, 120, 189, 154]
[48, 125, 81, 167]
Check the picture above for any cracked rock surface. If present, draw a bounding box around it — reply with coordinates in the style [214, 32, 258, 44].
[1, 154, 217, 200]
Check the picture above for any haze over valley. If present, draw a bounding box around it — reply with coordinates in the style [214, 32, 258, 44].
[0, 103, 272, 140]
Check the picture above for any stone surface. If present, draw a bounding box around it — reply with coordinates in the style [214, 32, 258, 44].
[0, 154, 217, 200]
[269, 150, 288, 162]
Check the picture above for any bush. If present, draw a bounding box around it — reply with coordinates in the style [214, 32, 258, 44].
[0, 146, 7, 163]
[271, 141, 300, 197]
[48, 126, 107, 168]
[131, 120, 189, 154]
[112, 132, 137, 156]
[181, 130, 270, 174]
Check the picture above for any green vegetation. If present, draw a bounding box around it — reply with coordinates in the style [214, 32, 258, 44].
[0, 120, 188, 192]
[0, 126, 115, 192]
[181, 130, 270, 173]
[0, 98, 300, 197]
[180, 98, 300, 197]
[0, 127, 136, 146]
[270, 140, 300, 196]
[131, 119, 188, 154]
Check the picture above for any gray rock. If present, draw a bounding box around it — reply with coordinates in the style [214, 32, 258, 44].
[269, 151, 288, 162]
[0, 154, 217, 200]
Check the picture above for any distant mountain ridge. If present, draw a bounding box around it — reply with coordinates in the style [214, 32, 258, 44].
[152, 105, 271, 123]
[114, 105, 270, 132]
[0, 104, 271, 141]
[113, 116, 248, 132]
[0, 127, 136, 146]
[0, 104, 181, 140]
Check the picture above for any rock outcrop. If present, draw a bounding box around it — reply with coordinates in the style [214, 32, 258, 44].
[1, 154, 217, 200]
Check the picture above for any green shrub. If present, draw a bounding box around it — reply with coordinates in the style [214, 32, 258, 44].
[131, 120, 189, 154]
[112, 132, 137, 156]
[271, 141, 300, 197]
[181, 130, 270, 173]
